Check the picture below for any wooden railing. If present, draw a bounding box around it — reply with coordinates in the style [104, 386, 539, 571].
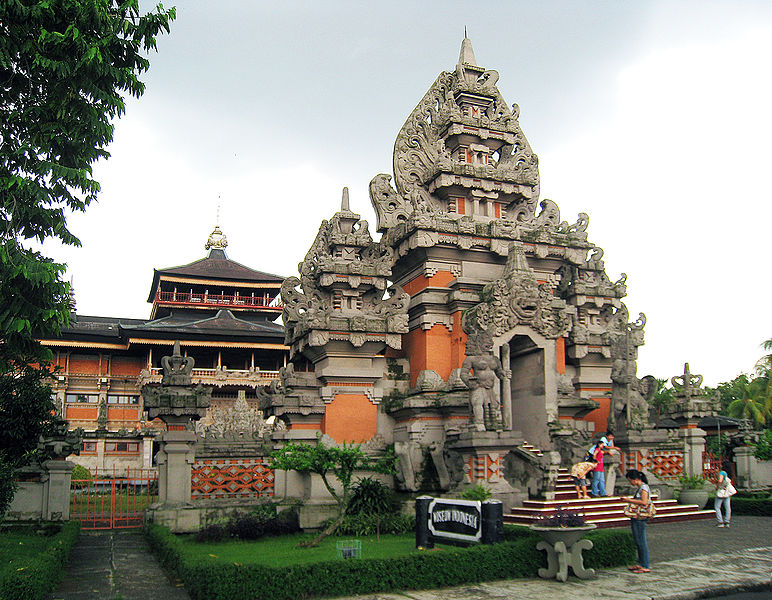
[154, 290, 282, 310]
[141, 367, 280, 388]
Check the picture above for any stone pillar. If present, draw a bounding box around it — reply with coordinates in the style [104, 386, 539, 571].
[679, 427, 706, 477]
[734, 446, 754, 489]
[605, 451, 621, 495]
[43, 460, 75, 520]
[155, 430, 197, 504]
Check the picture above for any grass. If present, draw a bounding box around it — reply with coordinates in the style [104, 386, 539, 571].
[179, 532, 463, 568]
[0, 529, 51, 574]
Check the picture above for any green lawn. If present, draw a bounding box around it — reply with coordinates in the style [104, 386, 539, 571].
[180, 532, 463, 568]
[0, 529, 51, 575]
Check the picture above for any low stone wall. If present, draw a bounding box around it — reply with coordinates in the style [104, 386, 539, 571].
[735, 447, 772, 489]
[6, 460, 74, 522]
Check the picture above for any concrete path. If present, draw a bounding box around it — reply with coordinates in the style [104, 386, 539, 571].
[46, 530, 190, 600]
[46, 517, 771, 600]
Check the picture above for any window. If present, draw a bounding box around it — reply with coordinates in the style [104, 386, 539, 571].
[104, 441, 139, 454]
[66, 393, 99, 404]
[107, 395, 139, 405]
[82, 441, 97, 453]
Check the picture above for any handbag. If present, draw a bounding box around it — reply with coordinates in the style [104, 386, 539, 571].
[727, 483, 737, 496]
[624, 502, 656, 519]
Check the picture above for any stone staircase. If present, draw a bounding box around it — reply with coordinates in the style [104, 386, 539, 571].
[505, 468, 715, 529]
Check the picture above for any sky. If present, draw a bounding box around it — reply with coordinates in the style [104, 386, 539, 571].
[43, 0, 772, 386]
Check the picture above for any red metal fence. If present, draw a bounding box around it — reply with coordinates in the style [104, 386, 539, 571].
[621, 449, 684, 480]
[70, 468, 157, 530]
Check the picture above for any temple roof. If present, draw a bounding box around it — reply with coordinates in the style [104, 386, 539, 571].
[123, 309, 284, 337]
[147, 248, 284, 302]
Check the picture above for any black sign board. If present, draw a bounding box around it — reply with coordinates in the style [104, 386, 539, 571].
[428, 498, 482, 543]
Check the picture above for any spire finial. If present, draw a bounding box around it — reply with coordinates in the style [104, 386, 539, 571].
[458, 34, 477, 67]
[341, 187, 350, 212]
[205, 202, 228, 252]
[464, 26, 468, 39]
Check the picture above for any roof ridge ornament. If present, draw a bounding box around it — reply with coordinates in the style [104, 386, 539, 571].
[458, 33, 477, 66]
[205, 224, 228, 251]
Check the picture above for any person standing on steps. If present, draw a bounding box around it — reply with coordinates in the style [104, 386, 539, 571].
[622, 469, 652, 574]
[715, 470, 735, 528]
[590, 437, 611, 497]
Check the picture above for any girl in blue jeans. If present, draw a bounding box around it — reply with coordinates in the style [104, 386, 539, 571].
[622, 469, 651, 573]
[714, 470, 732, 527]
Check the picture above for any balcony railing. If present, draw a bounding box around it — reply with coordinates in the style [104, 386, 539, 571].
[154, 290, 283, 310]
[139, 367, 280, 388]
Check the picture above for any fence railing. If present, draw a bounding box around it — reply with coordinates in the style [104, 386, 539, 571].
[155, 290, 283, 310]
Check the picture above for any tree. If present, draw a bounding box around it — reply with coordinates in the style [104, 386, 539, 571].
[726, 378, 769, 427]
[0, 0, 175, 518]
[269, 441, 396, 547]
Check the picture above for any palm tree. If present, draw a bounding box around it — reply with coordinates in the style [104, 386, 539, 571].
[727, 378, 769, 427]
[754, 338, 772, 424]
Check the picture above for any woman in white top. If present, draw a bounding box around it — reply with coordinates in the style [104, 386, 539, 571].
[621, 469, 652, 573]
[715, 470, 733, 527]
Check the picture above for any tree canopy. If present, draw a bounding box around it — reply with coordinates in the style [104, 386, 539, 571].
[0, 0, 175, 518]
[1, 0, 175, 363]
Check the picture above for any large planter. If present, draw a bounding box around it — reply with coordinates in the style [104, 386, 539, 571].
[678, 489, 709, 509]
[530, 524, 597, 582]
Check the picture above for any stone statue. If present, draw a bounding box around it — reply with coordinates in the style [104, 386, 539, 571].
[161, 340, 194, 386]
[460, 330, 510, 431]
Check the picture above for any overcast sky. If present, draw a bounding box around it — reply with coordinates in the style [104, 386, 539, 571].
[44, 0, 772, 386]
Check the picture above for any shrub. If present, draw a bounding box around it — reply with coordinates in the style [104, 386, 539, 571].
[347, 477, 400, 516]
[678, 475, 707, 489]
[460, 484, 492, 502]
[145, 523, 634, 600]
[325, 513, 415, 536]
[752, 430, 772, 461]
[730, 497, 772, 517]
[0, 521, 80, 600]
[70, 464, 91, 481]
[195, 505, 300, 542]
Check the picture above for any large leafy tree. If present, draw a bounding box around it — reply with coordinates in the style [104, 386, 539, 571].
[0, 0, 175, 517]
[270, 441, 396, 547]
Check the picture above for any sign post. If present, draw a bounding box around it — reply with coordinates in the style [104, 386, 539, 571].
[416, 496, 503, 547]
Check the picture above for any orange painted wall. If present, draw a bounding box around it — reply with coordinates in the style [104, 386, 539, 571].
[65, 406, 98, 420]
[450, 311, 468, 375]
[321, 393, 377, 443]
[556, 337, 566, 374]
[68, 357, 99, 374]
[111, 357, 144, 376]
[107, 407, 140, 421]
[401, 270, 456, 296]
[403, 324, 454, 386]
[582, 397, 611, 434]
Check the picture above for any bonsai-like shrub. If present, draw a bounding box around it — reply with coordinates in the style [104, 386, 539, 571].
[678, 475, 707, 489]
[533, 506, 587, 527]
[347, 477, 400, 516]
[460, 484, 492, 502]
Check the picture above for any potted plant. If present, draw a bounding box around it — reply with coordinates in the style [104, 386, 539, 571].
[530, 506, 597, 547]
[530, 507, 597, 582]
[677, 474, 709, 509]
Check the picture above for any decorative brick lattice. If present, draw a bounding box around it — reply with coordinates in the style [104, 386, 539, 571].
[191, 458, 274, 499]
[622, 450, 683, 480]
[467, 453, 503, 484]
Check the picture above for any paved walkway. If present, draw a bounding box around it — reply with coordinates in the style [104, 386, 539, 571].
[46, 530, 190, 600]
[47, 517, 771, 600]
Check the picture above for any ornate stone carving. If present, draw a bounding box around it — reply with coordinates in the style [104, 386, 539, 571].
[459, 330, 509, 431]
[463, 242, 570, 340]
[665, 363, 720, 423]
[161, 340, 195, 386]
[369, 174, 412, 233]
[142, 341, 211, 426]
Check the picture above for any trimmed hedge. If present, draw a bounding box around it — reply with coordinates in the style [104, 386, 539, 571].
[146, 523, 635, 600]
[730, 497, 772, 516]
[0, 521, 80, 600]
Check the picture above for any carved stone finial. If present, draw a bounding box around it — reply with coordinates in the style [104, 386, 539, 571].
[341, 187, 351, 212]
[458, 35, 477, 66]
[205, 225, 228, 250]
[161, 340, 195, 386]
